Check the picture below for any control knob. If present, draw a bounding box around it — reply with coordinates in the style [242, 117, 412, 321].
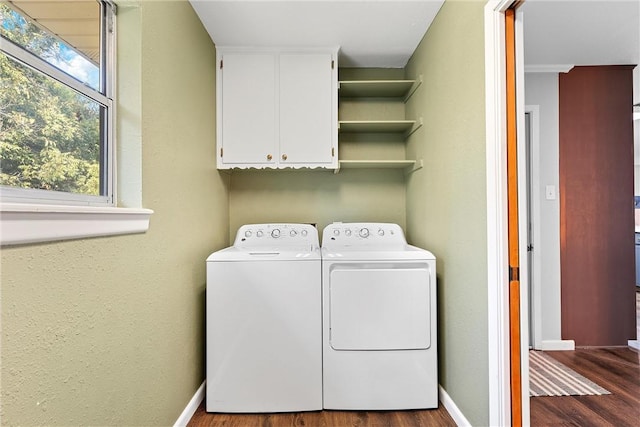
[290, 230, 298, 237]
[301, 229, 308, 237]
[333, 229, 340, 236]
[271, 229, 281, 238]
[244, 230, 252, 238]
[256, 230, 263, 237]
[359, 228, 370, 238]
[378, 229, 385, 236]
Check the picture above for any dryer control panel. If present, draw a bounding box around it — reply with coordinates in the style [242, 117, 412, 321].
[322, 222, 407, 249]
[234, 223, 319, 249]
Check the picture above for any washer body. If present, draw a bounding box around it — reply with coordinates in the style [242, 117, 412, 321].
[206, 223, 322, 413]
[322, 222, 438, 410]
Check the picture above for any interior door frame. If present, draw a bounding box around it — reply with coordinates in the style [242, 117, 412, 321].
[485, 1, 530, 425]
[525, 105, 543, 350]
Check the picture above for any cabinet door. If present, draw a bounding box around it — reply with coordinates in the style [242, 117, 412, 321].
[219, 53, 277, 165]
[279, 53, 334, 165]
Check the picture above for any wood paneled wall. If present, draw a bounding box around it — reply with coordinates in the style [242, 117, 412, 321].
[559, 65, 636, 346]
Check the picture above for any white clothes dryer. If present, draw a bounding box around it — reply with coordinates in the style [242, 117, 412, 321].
[321, 222, 438, 410]
[206, 223, 322, 413]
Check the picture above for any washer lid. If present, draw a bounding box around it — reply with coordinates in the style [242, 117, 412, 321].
[207, 246, 321, 262]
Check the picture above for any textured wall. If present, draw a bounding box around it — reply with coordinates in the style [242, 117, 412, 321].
[229, 169, 406, 241]
[0, 1, 229, 425]
[404, 0, 489, 424]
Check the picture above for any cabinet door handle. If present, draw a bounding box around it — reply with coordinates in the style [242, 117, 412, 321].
[282, 154, 288, 161]
[267, 154, 273, 161]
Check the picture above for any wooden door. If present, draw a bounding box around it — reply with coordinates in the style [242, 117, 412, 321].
[559, 65, 636, 346]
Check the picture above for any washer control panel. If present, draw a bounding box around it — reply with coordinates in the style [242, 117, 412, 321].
[234, 223, 318, 249]
[322, 222, 407, 248]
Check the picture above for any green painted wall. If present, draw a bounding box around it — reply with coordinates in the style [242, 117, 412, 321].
[229, 68, 408, 240]
[0, 1, 229, 425]
[405, 0, 489, 424]
[229, 169, 406, 240]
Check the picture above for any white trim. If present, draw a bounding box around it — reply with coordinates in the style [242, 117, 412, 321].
[174, 381, 206, 427]
[629, 340, 640, 351]
[525, 64, 574, 74]
[526, 105, 543, 351]
[485, 1, 512, 426]
[0, 203, 153, 246]
[438, 385, 471, 427]
[541, 340, 575, 351]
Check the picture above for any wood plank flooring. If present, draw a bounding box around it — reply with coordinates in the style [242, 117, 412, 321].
[529, 347, 640, 426]
[187, 403, 456, 427]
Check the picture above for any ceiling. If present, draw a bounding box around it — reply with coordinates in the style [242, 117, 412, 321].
[188, 0, 445, 68]
[522, 0, 640, 69]
[190, 0, 639, 70]
[7, 0, 100, 63]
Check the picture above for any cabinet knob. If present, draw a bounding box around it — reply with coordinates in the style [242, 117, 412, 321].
[267, 154, 273, 161]
[282, 154, 288, 161]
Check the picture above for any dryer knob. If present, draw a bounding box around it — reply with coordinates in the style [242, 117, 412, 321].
[301, 229, 308, 237]
[359, 228, 370, 238]
[333, 229, 340, 236]
[256, 230, 264, 238]
[345, 229, 352, 236]
[378, 229, 385, 236]
[244, 230, 252, 238]
[290, 230, 298, 237]
[271, 229, 281, 238]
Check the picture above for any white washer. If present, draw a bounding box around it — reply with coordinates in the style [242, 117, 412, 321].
[322, 222, 438, 410]
[206, 223, 322, 413]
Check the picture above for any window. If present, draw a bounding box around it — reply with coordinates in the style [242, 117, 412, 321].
[0, 0, 115, 206]
[0, 1, 152, 246]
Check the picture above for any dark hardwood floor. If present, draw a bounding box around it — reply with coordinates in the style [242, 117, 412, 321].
[530, 347, 640, 426]
[187, 403, 456, 427]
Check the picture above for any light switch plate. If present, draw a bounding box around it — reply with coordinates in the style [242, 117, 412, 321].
[545, 185, 556, 200]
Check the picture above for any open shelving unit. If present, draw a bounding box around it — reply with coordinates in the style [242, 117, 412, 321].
[335, 75, 423, 174]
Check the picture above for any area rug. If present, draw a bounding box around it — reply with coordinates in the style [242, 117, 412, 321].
[529, 350, 611, 397]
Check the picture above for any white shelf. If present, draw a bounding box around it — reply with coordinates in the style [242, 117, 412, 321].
[334, 159, 423, 174]
[338, 75, 422, 101]
[338, 119, 422, 136]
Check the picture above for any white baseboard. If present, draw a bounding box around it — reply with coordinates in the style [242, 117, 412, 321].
[629, 340, 640, 350]
[540, 340, 575, 351]
[174, 381, 467, 426]
[439, 384, 471, 427]
[174, 381, 206, 427]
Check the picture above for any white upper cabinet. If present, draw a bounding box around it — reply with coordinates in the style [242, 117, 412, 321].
[216, 48, 338, 170]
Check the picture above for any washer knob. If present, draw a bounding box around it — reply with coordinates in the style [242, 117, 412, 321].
[290, 229, 298, 237]
[345, 229, 352, 236]
[333, 229, 340, 236]
[271, 229, 281, 238]
[378, 229, 385, 236]
[244, 230, 252, 238]
[301, 229, 308, 237]
[359, 228, 370, 238]
[256, 230, 263, 237]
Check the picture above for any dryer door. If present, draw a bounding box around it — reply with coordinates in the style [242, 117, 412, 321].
[329, 266, 431, 350]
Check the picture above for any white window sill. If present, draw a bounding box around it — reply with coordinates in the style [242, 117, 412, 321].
[0, 203, 153, 246]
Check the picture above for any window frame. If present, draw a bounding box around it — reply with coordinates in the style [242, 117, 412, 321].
[0, 1, 152, 246]
[0, 0, 115, 206]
